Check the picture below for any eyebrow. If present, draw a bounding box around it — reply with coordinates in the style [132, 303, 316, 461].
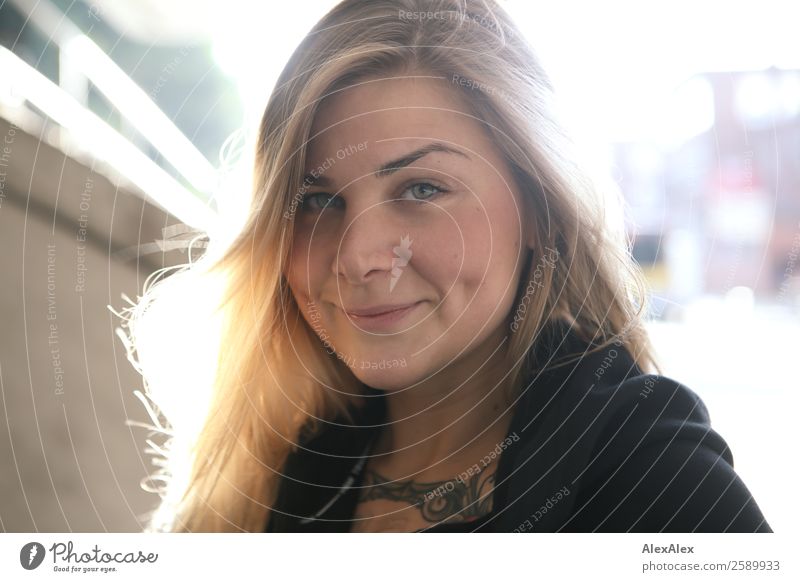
[301, 142, 469, 187]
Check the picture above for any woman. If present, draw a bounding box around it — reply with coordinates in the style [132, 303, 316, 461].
[118, 0, 771, 533]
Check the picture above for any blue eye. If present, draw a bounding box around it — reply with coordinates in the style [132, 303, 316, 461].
[299, 182, 447, 214]
[300, 193, 342, 213]
[400, 182, 447, 202]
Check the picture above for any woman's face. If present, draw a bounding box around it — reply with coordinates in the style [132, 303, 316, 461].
[284, 74, 534, 391]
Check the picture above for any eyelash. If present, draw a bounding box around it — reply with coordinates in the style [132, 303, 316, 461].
[299, 181, 449, 213]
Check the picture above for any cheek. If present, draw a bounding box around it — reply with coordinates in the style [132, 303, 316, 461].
[411, 199, 521, 307]
[286, 229, 330, 296]
[444, 197, 520, 276]
[445, 196, 524, 316]
[284, 243, 307, 299]
[285, 248, 329, 341]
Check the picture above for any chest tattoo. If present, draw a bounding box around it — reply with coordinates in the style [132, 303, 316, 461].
[357, 466, 496, 523]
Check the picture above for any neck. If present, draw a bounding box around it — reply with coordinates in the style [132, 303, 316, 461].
[368, 328, 517, 480]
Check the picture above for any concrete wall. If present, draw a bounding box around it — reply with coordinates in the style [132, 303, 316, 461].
[0, 116, 194, 532]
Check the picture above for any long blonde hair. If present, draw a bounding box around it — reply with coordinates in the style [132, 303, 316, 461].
[115, 0, 660, 533]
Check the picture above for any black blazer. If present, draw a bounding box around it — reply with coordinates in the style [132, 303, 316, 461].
[265, 319, 772, 532]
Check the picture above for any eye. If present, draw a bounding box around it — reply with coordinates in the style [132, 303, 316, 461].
[300, 193, 343, 213]
[399, 182, 448, 202]
[299, 181, 448, 213]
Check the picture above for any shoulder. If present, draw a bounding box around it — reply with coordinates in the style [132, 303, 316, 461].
[500, 322, 771, 532]
[510, 322, 716, 463]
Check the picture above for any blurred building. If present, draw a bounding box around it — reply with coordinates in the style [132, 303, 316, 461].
[621, 68, 800, 313]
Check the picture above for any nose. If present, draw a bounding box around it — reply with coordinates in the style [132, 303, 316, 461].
[333, 201, 406, 286]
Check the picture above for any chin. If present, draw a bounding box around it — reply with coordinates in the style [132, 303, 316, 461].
[348, 364, 424, 392]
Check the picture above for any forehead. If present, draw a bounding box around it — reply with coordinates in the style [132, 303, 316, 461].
[306, 75, 493, 161]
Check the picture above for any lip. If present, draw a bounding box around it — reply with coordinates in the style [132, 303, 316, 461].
[343, 301, 423, 330]
[344, 302, 421, 317]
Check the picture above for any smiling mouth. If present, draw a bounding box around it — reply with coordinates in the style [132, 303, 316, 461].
[344, 302, 421, 317]
[341, 301, 424, 330]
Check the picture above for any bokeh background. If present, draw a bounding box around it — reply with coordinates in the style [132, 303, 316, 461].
[1, 0, 797, 532]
